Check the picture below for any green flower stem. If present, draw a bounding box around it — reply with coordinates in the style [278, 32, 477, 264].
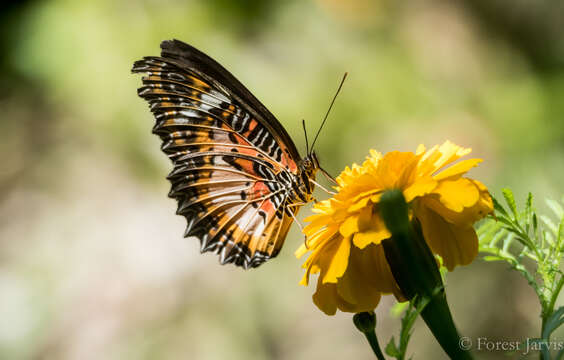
[419, 291, 471, 360]
[363, 328, 387, 360]
[545, 275, 564, 328]
[380, 189, 472, 360]
[353, 312, 386, 360]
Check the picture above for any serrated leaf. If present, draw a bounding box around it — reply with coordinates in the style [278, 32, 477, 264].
[525, 193, 533, 232]
[557, 218, 564, 251]
[496, 217, 514, 228]
[475, 189, 564, 348]
[493, 196, 509, 217]
[502, 188, 518, 219]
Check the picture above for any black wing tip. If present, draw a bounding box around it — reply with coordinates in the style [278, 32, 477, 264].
[160, 39, 175, 50]
[131, 39, 183, 73]
[160, 39, 192, 53]
[160, 39, 213, 67]
[216, 248, 274, 270]
[181, 220, 276, 270]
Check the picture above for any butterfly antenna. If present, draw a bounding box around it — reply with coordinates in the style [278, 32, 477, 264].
[302, 119, 309, 154]
[310, 72, 348, 152]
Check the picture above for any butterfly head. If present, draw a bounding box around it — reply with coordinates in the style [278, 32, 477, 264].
[300, 152, 320, 177]
[293, 152, 320, 203]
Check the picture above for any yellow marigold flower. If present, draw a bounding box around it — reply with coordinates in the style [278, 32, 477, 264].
[296, 141, 493, 315]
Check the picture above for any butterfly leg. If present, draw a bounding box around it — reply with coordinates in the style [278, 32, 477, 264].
[286, 203, 318, 249]
[309, 179, 336, 195]
[287, 206, 305, 232]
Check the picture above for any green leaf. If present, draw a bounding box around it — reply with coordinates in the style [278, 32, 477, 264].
[495, 216, 513, 227]
[490, 230, 506, 248]
[547, 199, 564, 219]
[542, 215, 558, 235]
[479, 246, 500, 254]
[558, 218, 564, 251]
[526, 192, 533, 213]
[477, 219, 506, 248]
[502, 188, 518, 219]
[476, 218, 496, 237]
[482, 255, 504, 262]
[478, 188, 564, 348]
[502, 233, 515, 252]
[492, 196, 509, 217]
[525, 193, 533, 233]
[390, 301, 409, 317]
[385, 337, 401, 357]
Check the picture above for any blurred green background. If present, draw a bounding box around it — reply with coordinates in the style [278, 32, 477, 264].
[1, 0, 563, 359]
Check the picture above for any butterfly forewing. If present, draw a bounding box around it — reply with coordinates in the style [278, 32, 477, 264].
[132, 40, 308, 268]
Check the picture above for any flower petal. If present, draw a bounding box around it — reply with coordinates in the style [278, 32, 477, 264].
[348, 196, 372, 212]
[433, 158, 482, 181]
[415, 143, 426, 155]
[368, 245, 406, 301]
[403, 176, 437, 202]
[423, 180, 493, 225]
[312, 281, 339, 315]
[295, 244, 309, 259]
[419, 141, 471, 175]
[353, 213, 390, 248]
[416, 204, 478, 271]
[336, 249, 382, 312]
[298, 142, 490, 315]
[321, 236, 351, 284]
[353, 231, 389, 248]
[433, 178, 479, 212]
[434, 141, 472, 170]
[339, 214, 359, 237]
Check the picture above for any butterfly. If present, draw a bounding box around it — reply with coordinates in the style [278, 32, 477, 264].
[132, 39, 340, 269]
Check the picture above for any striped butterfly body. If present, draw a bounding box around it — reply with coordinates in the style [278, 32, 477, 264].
[132, 39, 320, 269]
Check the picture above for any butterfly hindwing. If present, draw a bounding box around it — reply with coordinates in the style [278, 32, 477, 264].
[132, 40, 304, 268]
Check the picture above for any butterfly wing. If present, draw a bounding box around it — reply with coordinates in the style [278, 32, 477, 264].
[132, 40, 304, 268]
